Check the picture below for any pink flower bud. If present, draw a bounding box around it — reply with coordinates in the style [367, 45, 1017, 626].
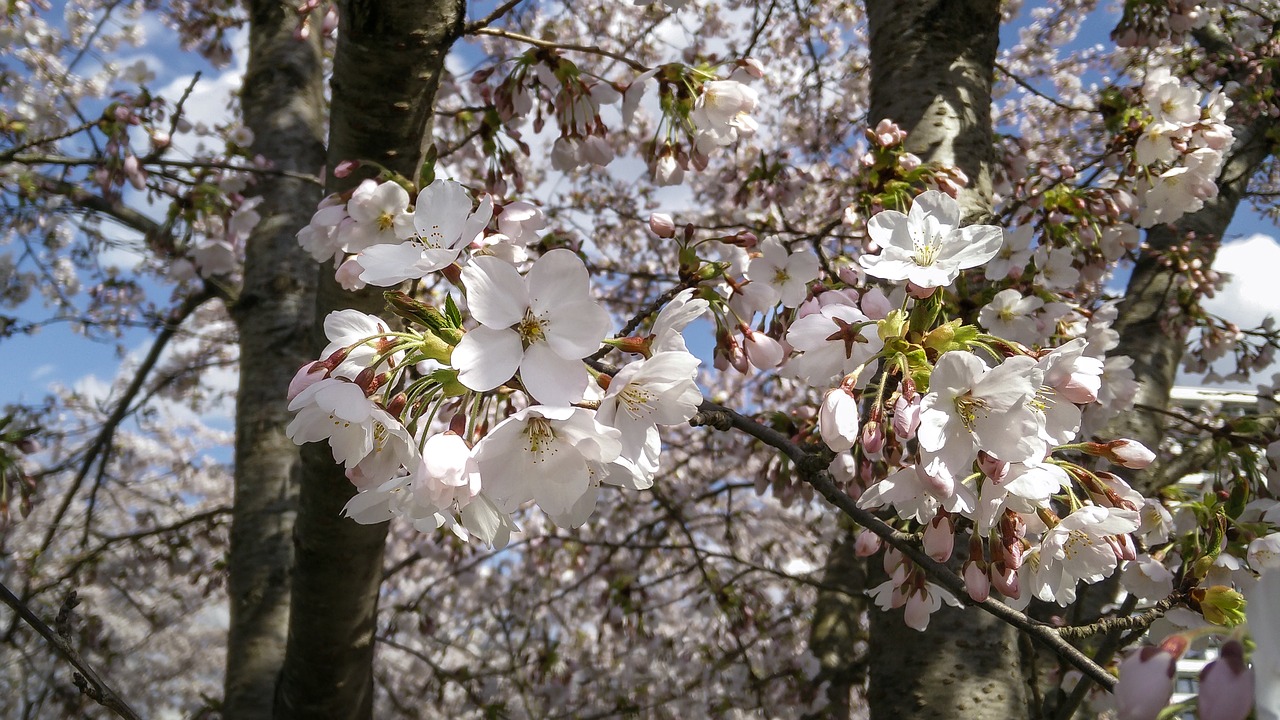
[1107, 439, 1156, 469]
[903, 590, 934, 631]
[742, 328, 783, 370]
[964, 561, 989, 602]
[819, 387, 860, 453]
[1197, 640, 1253, 720]
[923, 514, 953, 562]
[861, 421, 884, 455]
[978, 451, 1009, 483]
[333, 159, 360, 178]
[920, 460, 954, 499]
[1115, 637, 1187, 720]
[335, 256, 366, 291]
[287, 361, 328, 401]
[989, 562, 1019, 599]
[739, 57, 766, 79]
[859, 287, 891, 319]
[854, 529, 882, 557]
[892, 394, 922, 439]
[883, 547, 905, 577]
[648, 212, 676, 238]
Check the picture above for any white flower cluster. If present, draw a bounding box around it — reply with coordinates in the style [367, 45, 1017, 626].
[289, 180, 707, 545]
[1131, 67, 1234, 227]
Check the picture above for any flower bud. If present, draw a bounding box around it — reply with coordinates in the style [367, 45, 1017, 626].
[287, 361, 329, 402]
[1115, 636, 1187, 720]
[892, 394, 922, 439]
[1193, 585, 1247, 627]
[989, 562, 1019, 599]
[648, 212, 676, 238]
[854, 529, 882, 558]
[742, 328, 783, 370]
[819, 387, 860, 453]
[1198, 640, 1253, 720]
[861, 421, 885, 455]
[964, 561, 989, 602]
[923, 514, 953, 562]
[1085, 439, 1156, 469]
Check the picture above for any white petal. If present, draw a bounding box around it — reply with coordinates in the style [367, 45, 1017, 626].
[910, 190, 960, 232]
[520, 343, 588, 405]
[527, 249, 590, 315]
[544, 300, 611, 359]
[462, 255, 528, 327]
[455, 327, 523, 392]
[414, 179, 473, 248]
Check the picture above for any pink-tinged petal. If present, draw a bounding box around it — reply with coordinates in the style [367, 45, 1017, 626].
[520, 343, 588, 405]
[462, 255, 528, 327]
[909, 190, 960, 232]
[527, 249, 590, 315]
[943, 225, 1004, 270]
[454, 327, 523, 391]
[544, 300, 611, 359]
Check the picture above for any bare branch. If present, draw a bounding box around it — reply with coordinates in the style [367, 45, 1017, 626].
[0, 581, 141, 720]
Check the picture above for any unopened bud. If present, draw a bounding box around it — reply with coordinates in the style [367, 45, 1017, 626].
[648, 212, 676, 238]
[854, 529, 882, 558]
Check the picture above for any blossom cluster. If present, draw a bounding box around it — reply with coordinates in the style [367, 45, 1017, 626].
[289, 178, 706, 546]
[292, 168, 1276, 639]
[1126, 66, 1234, 228]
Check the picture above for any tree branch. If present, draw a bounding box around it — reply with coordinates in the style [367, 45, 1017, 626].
[0, 581, 141, 720]
[691, 399, 1118, 691]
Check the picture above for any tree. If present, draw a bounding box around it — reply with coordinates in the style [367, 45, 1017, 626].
[1, 0, 1279, 718]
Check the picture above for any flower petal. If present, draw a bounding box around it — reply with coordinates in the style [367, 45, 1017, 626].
[462, 255, 528, 328]
[455, 326, 523, 392]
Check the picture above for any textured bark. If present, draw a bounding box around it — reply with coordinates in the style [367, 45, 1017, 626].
[1107, 117, 1272, 496]
[866, 0, 998, 223]
[806, 527, 869, 716]
[273, 1, 464, 718]
[859, 2, 1025, 719]
[225, 2, 326, 717]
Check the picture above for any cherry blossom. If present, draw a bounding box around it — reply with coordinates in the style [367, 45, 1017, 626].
[860, 190, 1004, 288]
[453, 250, 610, 405]
[473, 406, 623, 520]
[358, 179, 493, 285]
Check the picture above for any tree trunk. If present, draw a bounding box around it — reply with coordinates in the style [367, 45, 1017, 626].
[273, 1, 464, 717]
[225, 1, 326, 716]
[856, 2, 1025, 719]
[807, 526, 869, 717]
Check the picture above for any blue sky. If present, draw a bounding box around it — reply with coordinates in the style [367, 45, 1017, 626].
[3, 1, 1278, 420]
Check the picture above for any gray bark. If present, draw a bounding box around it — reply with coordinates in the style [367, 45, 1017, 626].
[806, 527, 869, 716]
[1108, 116, 1272, 496]
[273, 1, 464, 717]
[859, 2, 1026, 719]
[225, 1, 326, 716]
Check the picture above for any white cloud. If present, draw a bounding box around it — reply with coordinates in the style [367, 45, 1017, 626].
[1205, 233, 1280, 330]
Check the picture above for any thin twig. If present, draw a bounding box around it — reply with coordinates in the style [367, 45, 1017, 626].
[472, 27, 650, 72]
[995, 61, 1094, 113]
[464, 0, 526, 33]
[0, 581, 141, 720]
